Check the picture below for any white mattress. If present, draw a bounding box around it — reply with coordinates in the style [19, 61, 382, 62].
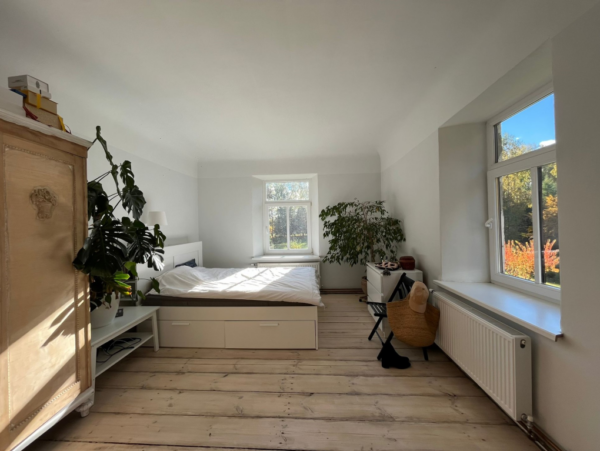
[148, 266, 323, 307]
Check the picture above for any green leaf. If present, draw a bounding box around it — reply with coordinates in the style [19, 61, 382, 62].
[122, 185, 146, 220]
[113, 271, 130, 280]
[150, 277, 160, 293]
[153, 224, 166, 248]
[119, 161, 135, 188]
[87, 181, 111, 220]
[137, 290, 147, 301]
[124, 261, 138, 277]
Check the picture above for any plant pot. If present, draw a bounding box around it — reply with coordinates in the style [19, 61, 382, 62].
[400, 256, 416, 270]
[361, 276, 368, 295]
[90, 294, 121, 329]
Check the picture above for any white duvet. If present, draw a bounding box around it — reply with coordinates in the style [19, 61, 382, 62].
[148, 266, 323, 307]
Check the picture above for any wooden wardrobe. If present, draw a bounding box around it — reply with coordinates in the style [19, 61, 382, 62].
[0, 114, 93, 451]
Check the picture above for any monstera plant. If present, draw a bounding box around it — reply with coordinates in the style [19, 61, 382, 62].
[73, 126, 164, 310]
[320, 200, 405, 266]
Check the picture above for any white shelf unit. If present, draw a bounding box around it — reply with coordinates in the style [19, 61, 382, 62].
[89, 307, 160, 412]
[95, 331, 154, 377]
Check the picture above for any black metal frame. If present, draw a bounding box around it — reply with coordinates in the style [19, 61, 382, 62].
[366, 273, 429, 361]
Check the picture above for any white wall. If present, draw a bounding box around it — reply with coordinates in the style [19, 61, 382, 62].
[381, 132, 441, 287]
[197, 156, 381, 288]
[87, 141, 199, 246]
[438, 124, 489, 283]
[535, 6, 600, 448]
[431, 6, 600, 448]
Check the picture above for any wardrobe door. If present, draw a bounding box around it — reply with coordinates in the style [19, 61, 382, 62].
[0, 126, 91, 451]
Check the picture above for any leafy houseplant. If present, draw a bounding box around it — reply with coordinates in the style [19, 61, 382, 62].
[73, 127, 164, 312]
[320, 200, 405, 267]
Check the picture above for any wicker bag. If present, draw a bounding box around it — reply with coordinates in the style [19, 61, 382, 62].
[387, 281, 440, 348]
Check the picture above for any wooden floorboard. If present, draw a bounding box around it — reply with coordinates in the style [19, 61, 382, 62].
[133, 346, 450, 361]
[112, 357, 463, 377]
[91, 388, 512, 424]
[39, 413, 538, 451]
[31, 294, 534, 451]
[318, 322, 375, 329]
[96, 371, 484, 396]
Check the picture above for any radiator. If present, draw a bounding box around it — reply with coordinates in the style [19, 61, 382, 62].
[432, 291, 532, 422]
[255, 262, 321, 287]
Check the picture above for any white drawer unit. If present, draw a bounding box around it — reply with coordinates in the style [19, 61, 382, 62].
[225, 321, 316, 349]
[159, 320, 225, 348]
[153, 305, 319, 349]
[366, 263, 423, 303]
[366, 262, 423, 337]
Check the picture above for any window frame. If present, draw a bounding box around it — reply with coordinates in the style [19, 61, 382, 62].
[486, 83, 560, 303]
[263, 179, 312, 255]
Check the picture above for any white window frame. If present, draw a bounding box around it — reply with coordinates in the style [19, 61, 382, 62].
[486, 83, 560, 303]
[263, 179, 312, 255]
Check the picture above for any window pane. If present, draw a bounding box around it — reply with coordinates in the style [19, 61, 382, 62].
[289, 206, 308, 250]
[496, 94, 555, 162]
[539, 163, 560, 287]
[499, 169, 534, 281]
[268, 206, 288, 250]
[266, 181, 309, 201]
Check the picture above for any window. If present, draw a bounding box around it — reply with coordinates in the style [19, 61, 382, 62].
[264, 180, 312, 253]
[487, 85, 560, 302]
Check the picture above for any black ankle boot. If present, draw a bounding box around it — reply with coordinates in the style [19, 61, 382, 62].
[380, 342, 411, 369]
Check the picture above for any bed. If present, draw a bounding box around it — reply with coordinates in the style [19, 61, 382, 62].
[138, 242, 322, 349]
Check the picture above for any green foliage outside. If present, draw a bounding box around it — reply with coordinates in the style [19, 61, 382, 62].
[498, 134, 560, 286]
[267, 181, 310, 250]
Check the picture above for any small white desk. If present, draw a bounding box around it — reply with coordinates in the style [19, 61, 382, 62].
[82, 306, 160, 417]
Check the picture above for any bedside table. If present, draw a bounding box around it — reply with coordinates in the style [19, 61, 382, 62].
[365, 262, 423, 337]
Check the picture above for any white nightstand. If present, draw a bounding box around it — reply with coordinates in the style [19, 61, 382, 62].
[365, 262, 423, 337]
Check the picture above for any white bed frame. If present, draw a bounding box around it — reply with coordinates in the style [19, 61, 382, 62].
[138, 241, 319, 350]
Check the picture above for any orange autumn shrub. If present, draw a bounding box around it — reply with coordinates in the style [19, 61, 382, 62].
[504, 239, 559, 280]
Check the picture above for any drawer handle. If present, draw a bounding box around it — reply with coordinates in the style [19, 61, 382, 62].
[259, 323, 279, 327]
[171, 322, 190, 326]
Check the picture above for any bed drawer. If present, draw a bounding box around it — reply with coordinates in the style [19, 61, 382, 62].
[159, 320, 225, 348]
[225, 321, 316, 349]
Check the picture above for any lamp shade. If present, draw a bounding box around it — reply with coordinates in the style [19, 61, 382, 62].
[147, 211, 168, 226]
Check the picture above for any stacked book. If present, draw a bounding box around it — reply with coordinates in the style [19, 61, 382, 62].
[8, 75, 65, 131]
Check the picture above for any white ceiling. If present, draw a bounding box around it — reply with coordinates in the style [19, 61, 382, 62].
[0, 0, 597, 175]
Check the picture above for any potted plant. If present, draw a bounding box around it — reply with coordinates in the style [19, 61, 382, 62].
[320, 200, 405, 292]
[73, 127, 165, 328]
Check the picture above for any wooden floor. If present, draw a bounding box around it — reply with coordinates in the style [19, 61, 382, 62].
[30, 294, 537, 451]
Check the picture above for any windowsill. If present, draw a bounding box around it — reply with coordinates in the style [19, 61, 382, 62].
[434, 280, 562, 342]
[251, 254, 321, 263]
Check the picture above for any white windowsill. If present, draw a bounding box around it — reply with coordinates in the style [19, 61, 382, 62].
[251, 254, 321, 263]
[434, 280, 562, 342]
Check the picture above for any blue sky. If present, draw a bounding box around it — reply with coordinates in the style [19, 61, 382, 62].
[501, 94, 555, 148]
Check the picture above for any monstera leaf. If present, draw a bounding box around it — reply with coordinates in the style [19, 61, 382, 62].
[122, 185, 145, 220]
[119, 161, 135, 188]
[74, 127, 166, 306]
[87, 180, 112, 220]
[123, 218, 165, 271]
[153, 224, 166, 248]
[74, 216, 131, 278]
